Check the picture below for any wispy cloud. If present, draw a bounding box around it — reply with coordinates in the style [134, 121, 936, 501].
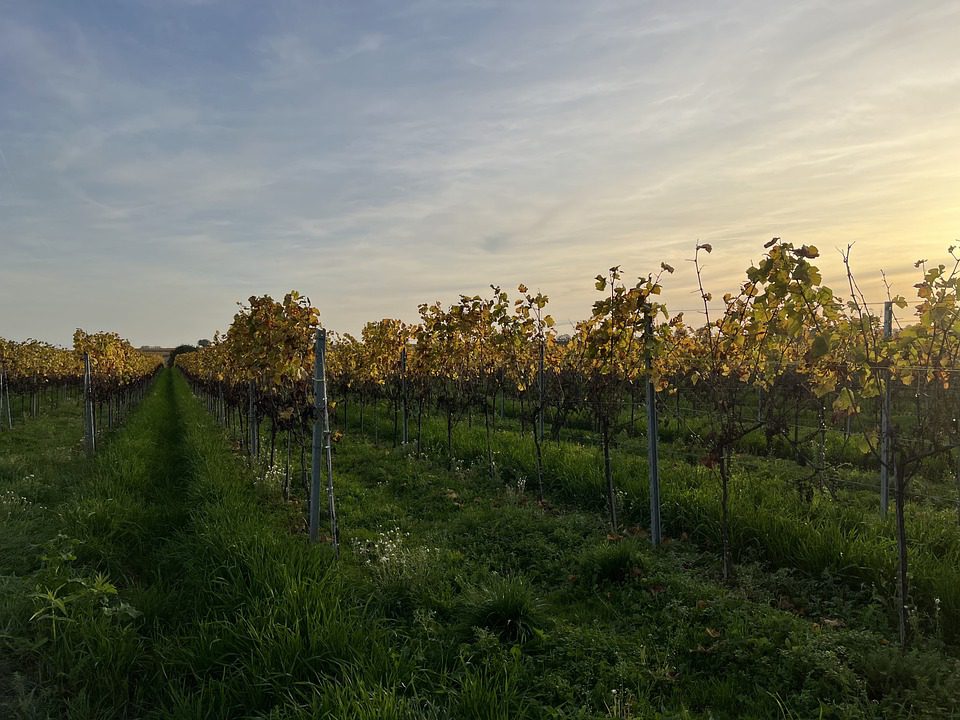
[1, 0, 958, 344]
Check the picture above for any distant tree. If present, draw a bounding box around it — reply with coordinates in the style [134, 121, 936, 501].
[168, 344, 197, 367]
[197, 339, 212, 348]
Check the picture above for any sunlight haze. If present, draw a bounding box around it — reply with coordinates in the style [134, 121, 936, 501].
[1, 0, 958, 345]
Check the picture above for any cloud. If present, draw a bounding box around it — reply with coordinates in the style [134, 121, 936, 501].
[1, 0, 958, 345]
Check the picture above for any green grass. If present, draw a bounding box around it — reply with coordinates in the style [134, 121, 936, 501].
[314, 433, 960, 718]
[340, 397, 960, 648]
[3, 370, 960, 718]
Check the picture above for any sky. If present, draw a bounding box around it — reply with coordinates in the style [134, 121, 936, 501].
[1, 0, 959, 347]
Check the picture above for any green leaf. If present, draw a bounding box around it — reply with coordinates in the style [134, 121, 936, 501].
[811, 334, 831, 358]
[832, 388, 856, 414]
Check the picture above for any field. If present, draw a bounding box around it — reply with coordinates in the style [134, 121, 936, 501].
[2, 368, 960, 719]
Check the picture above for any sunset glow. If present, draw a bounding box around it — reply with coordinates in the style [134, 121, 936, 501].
[1, 1, 958, 343]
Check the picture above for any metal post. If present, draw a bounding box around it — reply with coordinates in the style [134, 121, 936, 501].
[818, 404, 827, 472]
[0, 369, 5, 431]
[537, 338, 545, 442]
[319, 329, 340, 556]
[880, 301, 892, 516]
[309, 331, 323, 542]
[955, 449, 960, 528]
[645, 311, 662, 546]
[83, 353, 96, 456]
[499, 368, 505, 420]
[401, 347, 409, 445]
[248, 380, 258, 459]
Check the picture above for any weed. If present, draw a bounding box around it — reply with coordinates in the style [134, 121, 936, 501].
[462, 575, 546, 644]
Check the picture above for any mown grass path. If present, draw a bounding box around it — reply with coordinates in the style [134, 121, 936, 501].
[1, 369, 345, 718]
[4, 369, 526, 719]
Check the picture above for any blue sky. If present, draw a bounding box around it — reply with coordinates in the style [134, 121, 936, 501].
[2, 0, 959, 346]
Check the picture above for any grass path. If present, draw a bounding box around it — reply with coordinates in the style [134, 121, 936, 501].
[0, 369, 340, 717]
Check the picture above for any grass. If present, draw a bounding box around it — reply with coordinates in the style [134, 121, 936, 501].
[340, 397, 960, 647]
[1, 369, 959, 718]
[328, 435, 960, 718]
